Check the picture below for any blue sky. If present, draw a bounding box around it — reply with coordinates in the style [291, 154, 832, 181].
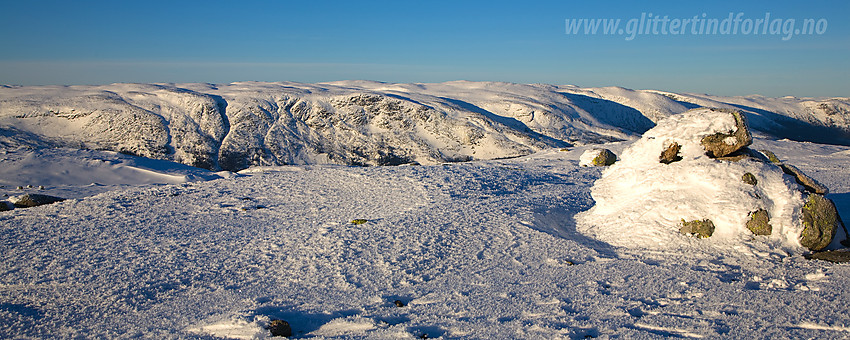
[1, 0, 847, 97]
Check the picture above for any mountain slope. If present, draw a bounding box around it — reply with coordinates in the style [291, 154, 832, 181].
[1, 81, 848, 171]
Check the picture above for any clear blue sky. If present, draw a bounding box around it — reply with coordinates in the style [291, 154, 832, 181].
[1, 0, 848, 97]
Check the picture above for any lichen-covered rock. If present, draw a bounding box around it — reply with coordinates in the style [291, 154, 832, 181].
[659, 142, 682, 164]
[579, 148, 617, 167]
[780, 163, 829, 194]
[680, 219, 715, 238]
[759, 149, 782, 164]
[266, 319, 292, 337]
[700, 109, 752, 158]
[800, 194, 839, 251]
[746, 209, 772, 236]
[754, 148, 828, 194]
[742, 172, 758, 186]
[11, 194, 65, 208]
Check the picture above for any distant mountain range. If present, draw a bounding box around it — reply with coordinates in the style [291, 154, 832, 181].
[1, 81, 848, 171]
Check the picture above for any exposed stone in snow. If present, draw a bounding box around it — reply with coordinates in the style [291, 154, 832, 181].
[746, 209, 772, 236]
[760, 149, 782, 164]
[680, 219, 715, 238]
[10, 193, 65, 208]
[780, 163, 830, 194]
[805, 249, 850, 263]
[801, 194, 841, 251]
[659, 142, 682, 164]
[579, 148, 617, 167]
[742, 172, 758, 186]
[266, 319, 292, 337]
[700, 109, 752, 158]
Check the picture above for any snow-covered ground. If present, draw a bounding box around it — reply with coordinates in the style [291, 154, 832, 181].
[1, 82, 849, 338]
[1, 137, 849, 339]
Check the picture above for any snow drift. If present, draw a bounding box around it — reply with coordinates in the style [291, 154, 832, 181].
[578, 108, 847, 252]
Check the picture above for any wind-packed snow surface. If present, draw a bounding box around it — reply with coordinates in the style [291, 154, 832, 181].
[1, 140, 850, 339]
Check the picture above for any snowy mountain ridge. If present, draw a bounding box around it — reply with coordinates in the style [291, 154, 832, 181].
[1, 81, 848, 171]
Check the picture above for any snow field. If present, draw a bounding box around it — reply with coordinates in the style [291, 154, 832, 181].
[1, 143, 849, 338]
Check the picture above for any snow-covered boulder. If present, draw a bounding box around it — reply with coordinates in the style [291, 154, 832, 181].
[579, 148, 617, 167]
[578, 108, 847, 252]
[699, 109, 752, 158]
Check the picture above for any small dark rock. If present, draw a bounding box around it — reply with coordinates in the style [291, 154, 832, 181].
[12, 194, 65, 208]
[394, 300, 406, 307]
[805, 250, 850, 263]
[800, 194, 840, 251]
[680, 219, 715, 238]
[659, 142, 682, 164]
[266, 319, 292, 337]
[742, 172, 758, 186]
[746, 209, 772, 236]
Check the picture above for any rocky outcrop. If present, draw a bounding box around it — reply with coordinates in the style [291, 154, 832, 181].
[800, 194, 840, 251]
[779, 163, 829, 194]
[700, 109, 752, 158]
[754, 150, 829, 194]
